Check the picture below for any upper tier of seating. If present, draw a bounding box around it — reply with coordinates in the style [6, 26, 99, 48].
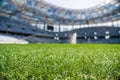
[0, 16, 51, 36]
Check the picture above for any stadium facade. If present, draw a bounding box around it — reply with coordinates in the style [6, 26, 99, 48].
[0, 0, 120, 44]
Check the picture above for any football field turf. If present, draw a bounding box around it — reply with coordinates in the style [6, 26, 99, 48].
[0, 44, 120, 80]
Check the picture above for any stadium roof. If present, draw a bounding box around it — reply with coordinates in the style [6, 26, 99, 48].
[0, 0, 120, 25]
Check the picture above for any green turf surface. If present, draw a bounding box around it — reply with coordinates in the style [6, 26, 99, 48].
[0, 44, 120, 80]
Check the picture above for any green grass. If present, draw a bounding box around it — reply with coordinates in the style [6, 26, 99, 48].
[0, 44, 120, 80]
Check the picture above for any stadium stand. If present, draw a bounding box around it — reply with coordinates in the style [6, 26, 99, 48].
[0, 0, 120, 44]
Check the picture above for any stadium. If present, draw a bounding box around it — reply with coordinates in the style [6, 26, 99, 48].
[0, 0, 120, 44]
[0, 0, 120, 80]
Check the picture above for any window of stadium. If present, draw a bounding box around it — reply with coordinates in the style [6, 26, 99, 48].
[94, 32, 97, 35]
[54, 37, 59, 40]
[56, 34, 58, 36]
[105, 31, 110, 34]
[94, 36, 98, 40]
[105, 35, 110, 39]
[56, 37, 59, 40]
[84, 36, 87, 39]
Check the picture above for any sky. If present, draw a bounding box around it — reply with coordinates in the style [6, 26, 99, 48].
[43, 0, 107, 9]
